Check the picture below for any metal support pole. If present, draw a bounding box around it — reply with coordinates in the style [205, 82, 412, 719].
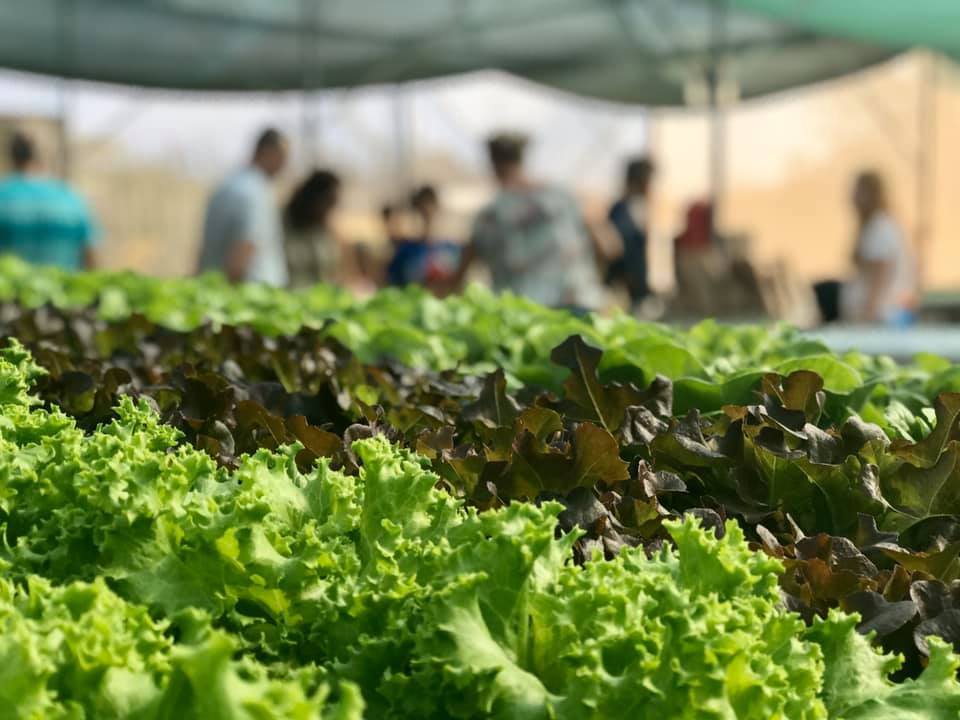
[392, 83, 412, 195]
[708, 0, 728, 229]
[300, 97, 320, 168]
[299, 0, 323, 168]
[56, 81, 71, 180]
[56, 0, 76, 180]
[914, 52, 938, 295]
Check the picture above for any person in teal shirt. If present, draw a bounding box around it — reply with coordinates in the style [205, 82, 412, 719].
[0, 132, 99, 271]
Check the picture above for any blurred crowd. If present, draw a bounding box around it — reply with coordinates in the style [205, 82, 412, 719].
[0, 127, 917, 327]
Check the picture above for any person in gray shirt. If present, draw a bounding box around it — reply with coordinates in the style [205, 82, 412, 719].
[197, 128, 289, 286]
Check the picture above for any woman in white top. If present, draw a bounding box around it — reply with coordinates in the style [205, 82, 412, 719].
[840, 171, 916, 325]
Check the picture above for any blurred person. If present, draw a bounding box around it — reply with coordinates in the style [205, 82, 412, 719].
[381, 203, 403, 245]
[413, 185, 461, 294]
[283, 169, 378, 294]
[0, 131, 98, 270]
[386, 184, 460, 293]
[350, 242, 380, 297]
[606, 156, 654, 307]
[815, 171, 915, 325]
[674, 201, 714, 255]
[670, 200, 719, 316]
[197, 128, 289, 286]
[670, 200, 767, 318]
[454, 133, 605, 311]
[283, 169, 342, 288]
[385, 194, 426, 288]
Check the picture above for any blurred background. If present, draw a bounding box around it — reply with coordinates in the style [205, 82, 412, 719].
[1, 1, 958, 339]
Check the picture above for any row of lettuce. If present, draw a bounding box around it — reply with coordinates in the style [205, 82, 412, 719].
[8, 262, 960, 714]
[7, 270, 960, 678]
[1, 341, 959, 719]
[7, 255, 960, 413]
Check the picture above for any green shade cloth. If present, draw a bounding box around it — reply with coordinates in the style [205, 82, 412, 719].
[733, 0, 960, 59]
[0, 0, 892, 104]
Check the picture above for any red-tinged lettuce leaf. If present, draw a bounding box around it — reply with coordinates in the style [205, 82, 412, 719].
[651, 411, 729, 468]
[763, 370, 826, 423]
[911, 580, 960, 620]
[881, 542, 960, 582]
[414, 426, 456, 460]
[460, 369, 520, 429]
[617, 405, 669, 447]
[550, 335, 670, 432]
[504, 421, 628, 498]
[915, 610, 960, 657]
[514, 406, 563, 442]
[841, 591, 918, 638]
[437, 446, 491, 499]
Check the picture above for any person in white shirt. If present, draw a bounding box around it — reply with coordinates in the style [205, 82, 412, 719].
[197, 128, 290, 286]
[840, 170, 916, 324]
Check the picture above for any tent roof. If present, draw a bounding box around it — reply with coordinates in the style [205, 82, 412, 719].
[733, 0, 960, 61]
[0, 0, 894, 104]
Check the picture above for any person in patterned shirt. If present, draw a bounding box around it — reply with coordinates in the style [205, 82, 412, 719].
[454, 133, 606, 311]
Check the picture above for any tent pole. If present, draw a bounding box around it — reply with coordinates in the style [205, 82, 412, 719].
[914, 51, 938, 296]
[392, 83, 411, 196]
[56, 82, 71, 181]
[708, 0, 729, 228]
[56, 0, 76, 180]
[708, 87, 726, 226]
[299, 0, 323, 167]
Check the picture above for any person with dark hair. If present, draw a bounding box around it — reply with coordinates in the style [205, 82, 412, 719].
[0, 130, 99, 270]
[197, 127, 289, 285]
[814, 170, 915, 325]
[283, 169, 342, 288]
[454, 133, 605, 310]
[606, 156, 655, 307]
[413, 186, 460, 292]
[411, 185, 437, 212]
[385, 184, 460, 291]
[9, 133, 34, 170]
[381, 204, 402, 245]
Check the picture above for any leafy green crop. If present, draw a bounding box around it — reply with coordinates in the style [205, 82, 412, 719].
[9, 300, 960, 677]
[0, 570, 364, 720]
[8, 260, 960, 713]
[0, 257, 885, 396]
[2, 340, 959, 717]
[1, 255, 948, 438]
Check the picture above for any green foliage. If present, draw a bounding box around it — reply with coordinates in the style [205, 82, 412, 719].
[4, 342, 960, 717]
[10, 260, 960, 715]
[0, 256, 862, 398]
[12, 298, 960, 678]
[0, 572, 363, 720]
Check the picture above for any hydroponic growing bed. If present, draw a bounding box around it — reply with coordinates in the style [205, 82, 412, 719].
[2, 255, 960, 718]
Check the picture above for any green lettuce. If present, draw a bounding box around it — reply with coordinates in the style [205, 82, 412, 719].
[3, 340, 960, 718]
[0, 572, 363, 720]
